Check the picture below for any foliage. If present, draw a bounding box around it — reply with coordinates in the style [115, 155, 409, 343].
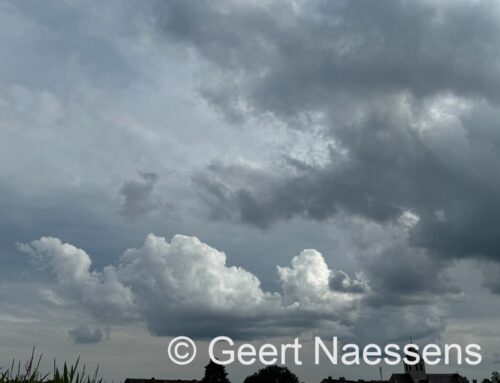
[243, 365, 299, 383]
[0, 348, 102, 383]
[201, 360, 230, 383]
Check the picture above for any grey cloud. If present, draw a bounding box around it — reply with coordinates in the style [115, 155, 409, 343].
[330, 213, 462, 308]
[157, 0, 500, 119]
[352, 303, 448, 344]
[481, 262, 500, 294]
[192, 162, 315, 230]
[68, 324, 109, 344]
[492, 352, 500, 364]
[329, 270, 368, 294]
[159, 0, 500, 295]
[119, 172, 160, 218]
[195, 151, 465, 306]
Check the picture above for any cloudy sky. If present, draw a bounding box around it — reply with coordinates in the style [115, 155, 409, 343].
[1, 0, 500, 382]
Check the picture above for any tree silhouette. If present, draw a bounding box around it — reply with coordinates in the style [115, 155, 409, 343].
[201, 360, 231, 383]
[244, 365, 299, 383]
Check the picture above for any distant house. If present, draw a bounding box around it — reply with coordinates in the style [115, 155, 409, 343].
[124, 379, 200, 383]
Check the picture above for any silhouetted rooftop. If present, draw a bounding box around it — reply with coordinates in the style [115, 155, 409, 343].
[124, 379, 200, 383]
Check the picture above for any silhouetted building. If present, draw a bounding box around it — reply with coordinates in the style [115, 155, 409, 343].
[322, 347, 468, 383]
[389, 373, 467, 383]
[125, 379, 200, 383]
[389, 350, 468, 383]
[321, 376, 386, 383]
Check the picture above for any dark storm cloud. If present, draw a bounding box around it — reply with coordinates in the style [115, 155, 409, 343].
[155, 0, 500, 294]
[68, 324, 109, 344]
[328, 213, 463, 308]
[157, 0, 500, 118]
[118, 172, 159, 218]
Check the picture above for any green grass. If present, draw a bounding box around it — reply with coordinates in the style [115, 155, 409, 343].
[0, 348, 102, 383]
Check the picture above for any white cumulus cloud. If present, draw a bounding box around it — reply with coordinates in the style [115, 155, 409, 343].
[19, 234, 366, 339]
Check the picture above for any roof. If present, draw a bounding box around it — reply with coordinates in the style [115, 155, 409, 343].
[124, 379, 200, 383]
[389, 373, 414, 383]
[321, 379, 387, 383]
[389, 373, 467, 383]
[427, 373, 466, 383]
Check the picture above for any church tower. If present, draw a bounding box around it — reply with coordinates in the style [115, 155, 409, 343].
[404, 345, 427, 383]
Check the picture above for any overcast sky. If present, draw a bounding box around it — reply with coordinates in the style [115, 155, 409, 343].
[1, 1, 500, 382]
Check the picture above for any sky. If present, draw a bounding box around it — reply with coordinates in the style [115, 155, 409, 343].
[1, 0, 500, 382]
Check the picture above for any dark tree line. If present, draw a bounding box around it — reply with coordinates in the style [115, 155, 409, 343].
[201, 361, 299, 383]
[244, 365, 299, 383]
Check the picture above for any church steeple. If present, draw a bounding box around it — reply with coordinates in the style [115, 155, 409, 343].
[404, 343, 427, 383]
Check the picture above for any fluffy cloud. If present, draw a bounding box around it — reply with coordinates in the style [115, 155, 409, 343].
[116, 233, 282, 338]
[17, 237, 137, 321]
[20, 234, 368, 339]
[278, 249, 367, 312]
